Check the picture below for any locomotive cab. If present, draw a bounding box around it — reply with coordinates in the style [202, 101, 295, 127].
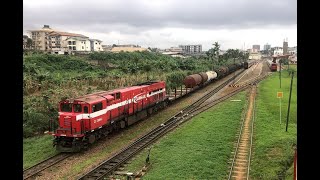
[53, 101, 89, 152]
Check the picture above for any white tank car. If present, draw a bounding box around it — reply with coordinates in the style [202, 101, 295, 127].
[206, 71, 218, 82]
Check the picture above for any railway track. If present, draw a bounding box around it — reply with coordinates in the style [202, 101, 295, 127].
[108, 72, 270, 180]
[77, 70, 246, 180]
[230, 61, 264, 88]
[23, 153, 72, 179]
[228, 86, 257, 180]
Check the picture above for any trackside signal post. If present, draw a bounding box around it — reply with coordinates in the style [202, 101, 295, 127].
[277, 92, 283, 125]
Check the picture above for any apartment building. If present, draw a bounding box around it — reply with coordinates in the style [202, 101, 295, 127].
[48, 31, 88, 54]
[179, 45, 202, 54]
[252, 45, 260, 51]
[66, 37, 91, 52]
[28, 25, 55, 51]
[28, 25, 103, 54]
[89, 39, 103, 51]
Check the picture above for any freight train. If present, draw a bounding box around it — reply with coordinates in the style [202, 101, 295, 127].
[51, 63, 245, 152]
[243, 60, 256, 69]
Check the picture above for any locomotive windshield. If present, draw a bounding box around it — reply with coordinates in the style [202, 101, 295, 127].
[60, 103, 72, 112]
[74, 104, 82, 113]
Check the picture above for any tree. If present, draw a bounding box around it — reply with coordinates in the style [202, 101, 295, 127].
[206, 42, 220, 70]
[26, 38, 33, 49]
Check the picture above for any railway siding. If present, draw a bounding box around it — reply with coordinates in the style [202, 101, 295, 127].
[249, 70, 297, 179]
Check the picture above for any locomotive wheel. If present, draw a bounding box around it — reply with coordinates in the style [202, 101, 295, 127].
[88, 135, 96, 144]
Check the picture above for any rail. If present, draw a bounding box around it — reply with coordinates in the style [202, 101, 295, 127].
[78, 70, 246, 180]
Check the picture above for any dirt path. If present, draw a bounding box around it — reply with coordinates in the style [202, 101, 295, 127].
[229, 86, 256, 180]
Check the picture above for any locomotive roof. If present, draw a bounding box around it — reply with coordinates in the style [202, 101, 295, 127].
[72, 95, 106, 104]
[63, 81, 163, 104]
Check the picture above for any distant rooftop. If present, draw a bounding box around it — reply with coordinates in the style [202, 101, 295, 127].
[65, 36, 89, 41]
[89, 39, 102, 42]
[49, 31, 88, 38]
[111, 47, 149, 52]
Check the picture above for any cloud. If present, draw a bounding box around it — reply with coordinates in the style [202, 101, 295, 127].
[23, 0, 297, 50]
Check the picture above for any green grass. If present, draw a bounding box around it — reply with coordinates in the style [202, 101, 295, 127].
[123, 91, 248, 179]
[23, 135, 58, 169]
[250, 69, 297, 179]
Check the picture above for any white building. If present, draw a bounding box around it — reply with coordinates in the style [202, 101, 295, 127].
[48, 31, 88, 54]
[273, 47, 283, 55]
[179, 44, 202, 54]
[249, 52, 262, 60]
[165, 47, 183, 53]
[89, 39, 103, 51]
[288, 46, 297, 55]
[66, 37, 91, 53]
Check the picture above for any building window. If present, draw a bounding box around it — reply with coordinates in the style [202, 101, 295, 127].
[68, 41, 71, 45]
[73, 46, 76, 50]
[82, 46, 84, 49]
[95, 42, 97, 44]
[69, 46, 72, 50]
[73, 41, 76, 45]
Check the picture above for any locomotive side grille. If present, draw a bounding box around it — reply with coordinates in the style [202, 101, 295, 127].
[64, 118, 71, 127]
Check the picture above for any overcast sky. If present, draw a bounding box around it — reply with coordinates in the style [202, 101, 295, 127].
[23, 0, 297, 51]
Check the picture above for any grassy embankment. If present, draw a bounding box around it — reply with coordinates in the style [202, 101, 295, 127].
[23, 135, 58, 169]
[250, 65, 297, 179]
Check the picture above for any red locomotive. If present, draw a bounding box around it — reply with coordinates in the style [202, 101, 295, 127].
[270, 63, 277, 72]
[51, 81, 168, 152]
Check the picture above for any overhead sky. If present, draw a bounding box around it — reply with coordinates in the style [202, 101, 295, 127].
[23, 0, 297, 51]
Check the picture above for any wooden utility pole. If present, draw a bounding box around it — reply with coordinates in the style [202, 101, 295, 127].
[286, 71, 294, 132]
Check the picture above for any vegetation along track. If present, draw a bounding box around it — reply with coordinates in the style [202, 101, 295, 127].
[23, 153, 72, 179]
[78, 70, 247, 180]
[228, 86, 257, 180]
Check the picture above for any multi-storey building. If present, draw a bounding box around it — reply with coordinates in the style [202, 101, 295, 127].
[28, 25, 55, 51]
[283, 41, 288, 55]
[48, 31, 88, 54]
[89, 39, 103, 51]
[66, 37, 91, 53]
[273, 47, 283, 55]
[252, 45, 260, 51]
[179, 45, 202, 54]
[264, 44, 271, 51]
[28, 25, 103, 54]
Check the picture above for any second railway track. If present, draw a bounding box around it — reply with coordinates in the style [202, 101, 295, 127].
[23, 153, 72, 179]
[228, 85, 257, 180]
[78, 69, 271, 180]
